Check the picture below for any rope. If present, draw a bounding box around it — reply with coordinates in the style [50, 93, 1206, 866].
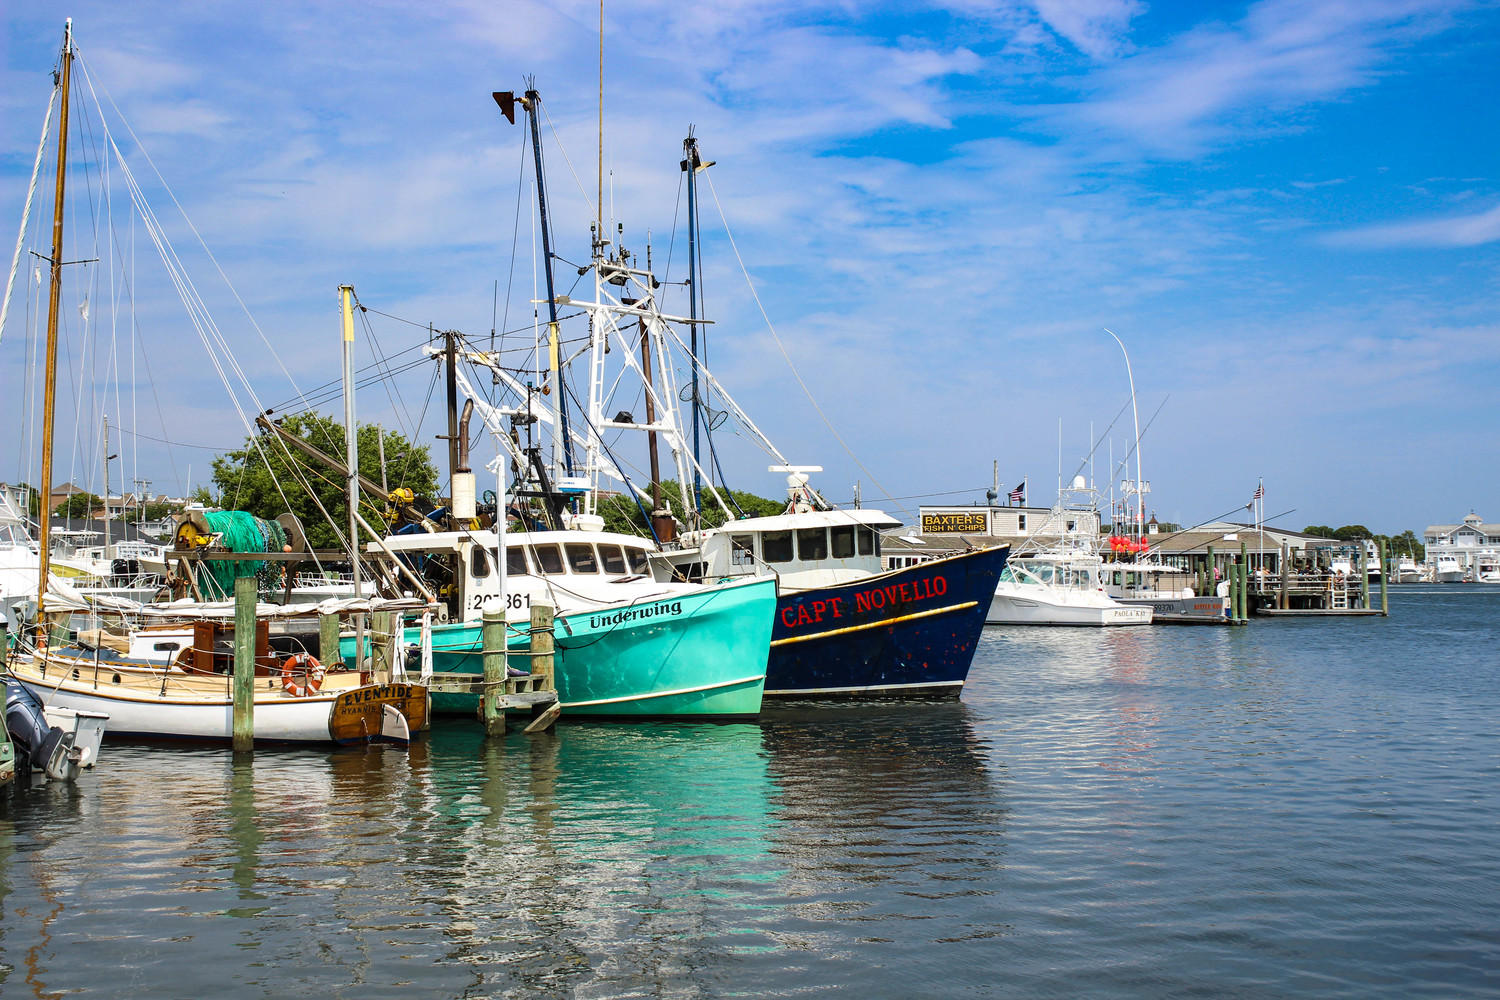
[702, 171, 913, 521]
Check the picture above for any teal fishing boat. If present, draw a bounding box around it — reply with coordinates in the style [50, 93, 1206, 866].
[348, 576, 776, 719]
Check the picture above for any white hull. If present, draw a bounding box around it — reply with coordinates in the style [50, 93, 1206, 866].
[15, 671, 339, 742]
[1116, 594, 1227, 618]
[987, 591, 1152, 626]
[1436, 570, 1465, 583]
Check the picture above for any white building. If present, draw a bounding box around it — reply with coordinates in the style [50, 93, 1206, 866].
[1423, 513, 1500, 581]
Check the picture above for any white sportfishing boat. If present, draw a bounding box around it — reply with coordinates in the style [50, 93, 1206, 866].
[1396, 556, 1421, 584]
[988, 551, 1152, 626]
[1433, 552, 1464, 583]
[1475, 553, 1500, 584]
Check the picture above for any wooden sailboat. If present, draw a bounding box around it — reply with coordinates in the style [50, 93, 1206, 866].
[5, 23, 429, 747]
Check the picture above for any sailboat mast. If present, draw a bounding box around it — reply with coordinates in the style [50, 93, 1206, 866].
[521, 89, 574, 480]
[341, 285, 362, 598]
[36, 19, 73, 626]
[683, 132, 703, 520]
[102, 414, 110, 556]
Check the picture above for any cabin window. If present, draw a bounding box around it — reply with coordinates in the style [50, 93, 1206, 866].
[762, 531, 793, 563]
[830, 525, 855, 559]
[798, 528, 828, 561]
[507, 547, 530, 575]
[532, 544, 564, 575]
[598, 544, 627, 575]
[626, 548, 650, 575]
[471, 548, 491, 579]
[857, 526, 875, 556]
[1066, 519, 1077, 532]
[731, 535, 754, 566]
[566, 543, 599, 574]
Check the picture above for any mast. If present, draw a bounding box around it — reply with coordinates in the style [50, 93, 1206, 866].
[102, 414, 112, 556]
[341, 285, 362, 598]
[682, 132, 703, 522]
[639, 316, 668, 537]
[444, 329, 460, 492]
[36, 20, 73, 627]
[520, 88, 573, 480]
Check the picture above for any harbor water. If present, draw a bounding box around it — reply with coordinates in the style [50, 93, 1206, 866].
[1, 585, 1496, 997]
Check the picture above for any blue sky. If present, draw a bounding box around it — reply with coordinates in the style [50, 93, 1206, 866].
[1, 0, 1498, 534]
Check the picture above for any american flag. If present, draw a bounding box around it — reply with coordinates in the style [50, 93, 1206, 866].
[1009, 484, 1025, 504]
[1251, 484, 1264, 501]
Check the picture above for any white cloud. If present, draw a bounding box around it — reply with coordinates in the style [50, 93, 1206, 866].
[1325, 201, 1500, 248]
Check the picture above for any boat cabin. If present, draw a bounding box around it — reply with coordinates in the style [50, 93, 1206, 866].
[667, 509, 901, 591]
[375, 528, 661, 621]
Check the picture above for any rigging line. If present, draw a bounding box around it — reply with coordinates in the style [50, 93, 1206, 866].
[1106, 395, 1170, 489]
[397, 363, 441, 491]
[537, 101, 597, 221]
[266, 343, 428, 413]
[0, 82, 57, 344]
[356, 305, 419, 442]
[498, 128, 528, 353]
[75, 50, 313, 411]
[113, 427, 230, 452]
[700, 170, 912, 520]
[1065, 395, 1134, 486]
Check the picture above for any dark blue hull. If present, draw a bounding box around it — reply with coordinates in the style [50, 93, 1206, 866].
[765, 545, 1009, 699]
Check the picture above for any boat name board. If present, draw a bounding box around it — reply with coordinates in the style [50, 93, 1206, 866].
[587, 600, 684, 629]
[781, 575, 949, 629]
[329, 683, 428, 744]
[921, 512, 987, 534]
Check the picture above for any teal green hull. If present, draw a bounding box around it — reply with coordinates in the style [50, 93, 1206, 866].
[351, 577, 776, 719]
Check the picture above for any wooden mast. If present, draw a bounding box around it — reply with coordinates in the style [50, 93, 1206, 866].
[36, 19, 73, 629]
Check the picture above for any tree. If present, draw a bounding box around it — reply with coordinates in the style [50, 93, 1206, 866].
[210, 415, 439, 550]
[1303, 525, 1337, 538]
[1332, 525, 1372, 541]
[123, 501, 178, 524]
[594, 480, 784, 536]
[56, 492, 102, 519]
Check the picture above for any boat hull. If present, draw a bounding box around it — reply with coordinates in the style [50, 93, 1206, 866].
[1115, 594, 1227, 619]
[988, 590, 1153, 626]
[404, 576, 776, 719]
[764, 546, 1008, 699]
[10, 658, 426, 744]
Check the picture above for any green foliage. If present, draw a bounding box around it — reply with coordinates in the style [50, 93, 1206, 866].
[210, 414, 438, 550]
[122, 501, 177, 523]
[1305, 524, 1425, 560]
[592, 480, 785, 536]
[188, 485, 216, 506]
[56, 492, 102, 519]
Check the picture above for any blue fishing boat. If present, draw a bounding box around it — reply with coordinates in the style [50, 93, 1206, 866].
[764, 544, 1009, 698]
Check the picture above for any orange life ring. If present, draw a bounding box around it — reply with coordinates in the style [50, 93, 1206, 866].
[280, 652, 325, 697]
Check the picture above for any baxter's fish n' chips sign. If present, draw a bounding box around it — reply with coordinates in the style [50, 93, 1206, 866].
[920, 511, 988, 534]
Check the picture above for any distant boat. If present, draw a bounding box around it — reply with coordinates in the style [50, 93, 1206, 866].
[1434, 552, 1464, 583]
[1396, 556, 1420, 584]
[988, 552, 1152, 626]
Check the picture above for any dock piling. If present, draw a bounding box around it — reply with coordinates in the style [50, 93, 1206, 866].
[232, 575, 256, 752]
[530, 604, 556, 692]
[1279, 541, 1290, 610]
[1379, 539, 1389, 615]
[319, 612, 341, 668]
[482, 602, 507, 737]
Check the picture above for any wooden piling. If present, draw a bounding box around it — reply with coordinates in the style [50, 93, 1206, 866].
[1378, 539, 1388, 614]
[319, 612, 341, 668]
[232, 575, 256, 752]
[482, 602, 507, 737]
[1240, 541, 1250, 618]
[530, 604, 556, 691]
[1207, 544, 1216, 598]
[1359, 547, 1370, 609]
[370, 610, 397, 684]
[1279, 541, 1290, 610]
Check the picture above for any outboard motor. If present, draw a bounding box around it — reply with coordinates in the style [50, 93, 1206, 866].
[4, 677, 82, 782]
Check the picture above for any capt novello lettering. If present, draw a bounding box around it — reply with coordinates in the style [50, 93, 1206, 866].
[921, 512, 987, 534]
[590, 601, 683, 629]
[780, 575, 949, 629]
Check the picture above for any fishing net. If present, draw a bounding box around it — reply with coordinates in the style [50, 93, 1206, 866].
[196, 510, 289, 598]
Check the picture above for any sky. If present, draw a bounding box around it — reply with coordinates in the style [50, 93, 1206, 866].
[1, 0, 1498, 535]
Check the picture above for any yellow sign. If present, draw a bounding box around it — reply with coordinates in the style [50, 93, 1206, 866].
[921, 512, 988, 534]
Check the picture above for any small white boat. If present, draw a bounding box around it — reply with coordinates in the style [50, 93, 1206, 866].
[987, 553, 1152, 626]
[1476, 554, 1500, 584]
[1396, 556, 1420, 584]
[1434, 552, 1464, 583]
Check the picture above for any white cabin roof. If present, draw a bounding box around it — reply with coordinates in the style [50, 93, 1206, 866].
[699, 508, 901, 536]
[372, 528, 658, 554]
